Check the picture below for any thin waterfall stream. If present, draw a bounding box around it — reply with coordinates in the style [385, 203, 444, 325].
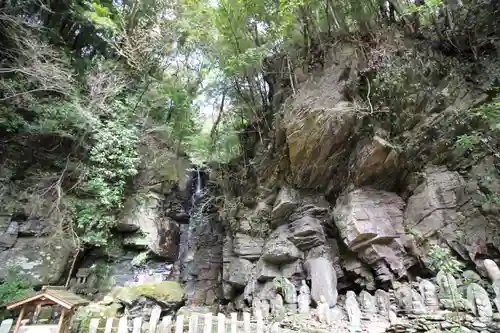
[172, 165, 223, 304]
[175, 166, 204, 281]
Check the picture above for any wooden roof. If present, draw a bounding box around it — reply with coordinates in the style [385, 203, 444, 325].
[7, 286, 89, 310]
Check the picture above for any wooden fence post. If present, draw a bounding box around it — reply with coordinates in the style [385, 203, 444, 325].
[159, 315, 172, 333]
[230, 313, 237, 333]
[217, 313, 225, 333]
[203, 313, 212, 333]
[132, 317, 142, 333]
[190, 313, 199, 333]
[255, 310, 264, 333]
[150, 306, 162, 333]
[243, 312, 250, 333]
[0, 319, 14, 333]
[13, 309, 270, 333]
[175, 315, 184, 333]
[117, 317, 128, 333]
[104, 317, 114, 333]
[88, 318, 100, 333]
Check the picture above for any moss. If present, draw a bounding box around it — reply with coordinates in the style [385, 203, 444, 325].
[82, 302, 123, 317]
[112, 281, 184, 304]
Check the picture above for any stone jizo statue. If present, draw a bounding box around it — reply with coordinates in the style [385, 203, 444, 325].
[418, 278, 439, 311]
[411, 290, 426, 315]
[345, 291, 361, 327]
[298, 280, 311, 314]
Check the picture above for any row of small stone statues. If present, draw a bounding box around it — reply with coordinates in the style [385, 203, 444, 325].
[252, 259, 500, 326]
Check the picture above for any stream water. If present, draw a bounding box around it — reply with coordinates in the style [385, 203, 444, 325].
[175, 166, 204, 281]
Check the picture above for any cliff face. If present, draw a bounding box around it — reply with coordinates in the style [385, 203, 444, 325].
[214, 34, 500, 309]
[1, 31, 499, 314]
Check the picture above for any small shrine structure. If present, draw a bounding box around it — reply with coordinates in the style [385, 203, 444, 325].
[7, 286, 89, 333]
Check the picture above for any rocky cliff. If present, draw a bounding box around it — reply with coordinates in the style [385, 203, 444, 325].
[1, 29, 500, 321]
[210, 33, 500, 311]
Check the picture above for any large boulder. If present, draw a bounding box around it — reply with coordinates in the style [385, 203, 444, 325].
[226, 258, 254, 287]
[232, 233, 264, 260]
[283, 48, 362, 195]
[0, 237, 74, 286]
[109, 281, 184, 317]
[404, 165, 466, 236]
[334, 188, 405, 249]
[404, 164, 499, 266]
[334, 188, 414, 279]
[255, 258, 280, 281]
[119, 193, 180, 260]
[0, 220, 19, 250]
[304, 257, 338, 307]
[306, 241, 344, 279]
[271, 187, 299, 224]
[350, 136, 400, 188]
[261, 228, 302, 264]
[287, 216, 326, 250]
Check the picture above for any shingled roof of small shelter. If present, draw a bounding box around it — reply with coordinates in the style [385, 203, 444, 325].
[6, 286, 89, 310]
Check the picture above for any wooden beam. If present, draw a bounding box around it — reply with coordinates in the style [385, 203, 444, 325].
[32, 303, 42, 323]
[12, 305, 26, 333]
[57, 309, 66, 333]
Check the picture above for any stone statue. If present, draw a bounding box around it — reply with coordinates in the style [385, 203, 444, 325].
[437, 270, 472, 311]
[395, 285, 413, 313]
[316, 295, 330, 324]
[359, 290, 376, 318]
[410, 290, 426, 315]
[483, 259, 500, 312]
[282, 278, 297, 304]
[418, 278, 439, 311]
[252, 298, 261, 317]
[475, 297, 492, 322]
[484, 259, 500, 282]
[375, 289, 390, 318]
[261, 300, 270, 320]
[244, 277, 257, 302]
[271, 293, 284, 318]
[345, 291, 361, 327]
[436, 271, 459, 300]
[298, 280, 311, 314]
[467, 283, 492, 321]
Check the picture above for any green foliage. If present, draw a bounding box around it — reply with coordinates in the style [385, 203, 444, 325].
[427, 244, 464, 275]
[444, 328, 465, 333]
[80, 1, 119, 32]
[1, 0, 499, 255]
[0, 268, 34, 307]
[131, 251, 150, 266]
[405, 0, 443, 24]
[455, 92, 500, 165]
[272, 276, 289, 298]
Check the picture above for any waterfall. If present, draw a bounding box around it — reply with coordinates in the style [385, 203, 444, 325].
[172, 164, 223, 304]
[173, 166, 204, 281]
[195, 167, 202, 197]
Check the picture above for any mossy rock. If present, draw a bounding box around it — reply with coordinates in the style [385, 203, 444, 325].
[123, 235, 149, 249]
[81, 302, 123, 317]
[110, 281, 184, 306]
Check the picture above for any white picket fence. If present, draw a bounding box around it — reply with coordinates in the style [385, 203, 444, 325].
[0, 311, 266, 333]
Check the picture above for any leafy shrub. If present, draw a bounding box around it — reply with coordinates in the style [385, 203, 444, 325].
[0, 268, 34, 318]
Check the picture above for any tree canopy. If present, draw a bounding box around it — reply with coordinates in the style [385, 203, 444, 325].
[1, 0, 499, 246]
